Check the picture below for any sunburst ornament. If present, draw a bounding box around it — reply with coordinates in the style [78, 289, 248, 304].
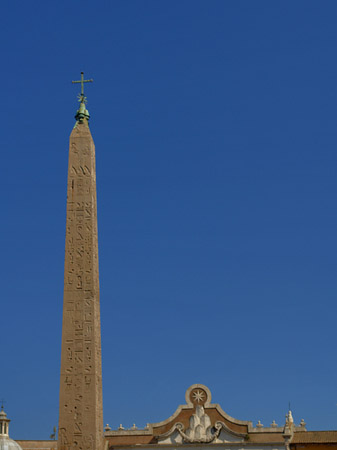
[77, 93, 88, 104]
[192, 389, 205, 403]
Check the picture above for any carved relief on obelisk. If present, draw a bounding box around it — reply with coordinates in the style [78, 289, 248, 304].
[58, 75, 103, 450]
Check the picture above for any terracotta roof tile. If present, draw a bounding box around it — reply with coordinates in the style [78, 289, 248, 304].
[293, 431, 337, 444]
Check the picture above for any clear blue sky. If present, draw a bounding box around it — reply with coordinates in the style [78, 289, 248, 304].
[1, 0, 337, 439]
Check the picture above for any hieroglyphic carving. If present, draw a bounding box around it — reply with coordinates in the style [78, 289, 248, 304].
[58, 122, 103, 450]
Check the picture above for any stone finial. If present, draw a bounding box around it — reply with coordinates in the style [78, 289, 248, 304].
[271, 420, 278, 428]
[256, 420, 263, 428]
[118, 424, 124, 430]
[105, 424, 111, 432]
[131, 424, 137, 430]
[300, 419, 306, 428]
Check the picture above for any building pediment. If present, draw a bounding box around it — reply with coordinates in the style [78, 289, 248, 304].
[157, 415, 246, 445]
[105, 384, 299, 448]
[154, 384, 248, 444]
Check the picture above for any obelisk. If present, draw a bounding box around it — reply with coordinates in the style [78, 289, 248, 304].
[58, 73, 103, 450]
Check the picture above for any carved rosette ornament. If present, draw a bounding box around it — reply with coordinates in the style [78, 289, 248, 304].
[190, 388, 207, 405]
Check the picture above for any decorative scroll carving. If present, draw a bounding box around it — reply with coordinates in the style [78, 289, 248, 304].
[158, 407, 246, 445]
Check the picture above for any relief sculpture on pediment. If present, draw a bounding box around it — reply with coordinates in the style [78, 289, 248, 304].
[177, 405, 221, 443]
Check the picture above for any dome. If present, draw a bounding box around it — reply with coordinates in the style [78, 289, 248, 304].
[0, 436, 23, 450]
[0, 408, 22, 450]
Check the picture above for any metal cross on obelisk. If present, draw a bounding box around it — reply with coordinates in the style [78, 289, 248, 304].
[72, 71, 93, 98]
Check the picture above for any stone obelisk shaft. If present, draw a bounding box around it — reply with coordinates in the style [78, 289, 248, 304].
[58, 119, 103, 450]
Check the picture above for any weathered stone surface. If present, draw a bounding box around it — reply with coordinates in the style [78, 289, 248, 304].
[58, 120, 103, 450]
